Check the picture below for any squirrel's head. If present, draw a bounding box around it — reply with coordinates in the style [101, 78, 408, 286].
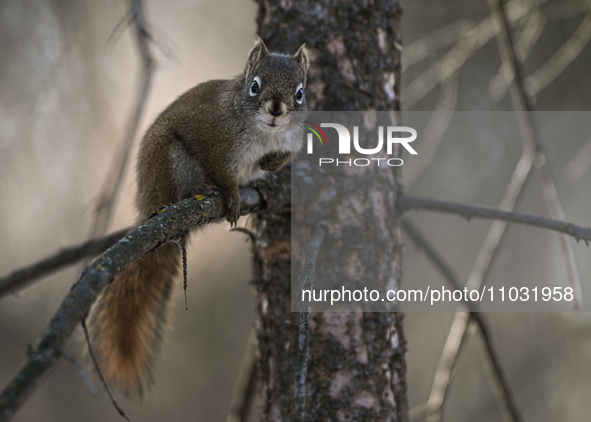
[241, 37, 309, 132]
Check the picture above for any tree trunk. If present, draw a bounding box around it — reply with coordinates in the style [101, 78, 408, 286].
[252, 1, 407, 421]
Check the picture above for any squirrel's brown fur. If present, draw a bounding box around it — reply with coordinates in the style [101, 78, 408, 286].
[90, 38, 309, 395]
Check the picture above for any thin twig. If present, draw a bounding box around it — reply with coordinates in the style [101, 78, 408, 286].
[408, 401, 428, 422]
[401, 220, 472, 304]
[402, 19, 476, 70]
[88, 0, 155, 239]
[564, 136, 591, 183]
[426, 311, 472, 422]
[56, 345, 98, 397]
[0, 228, 131, 299]
[81, 319, 128, 420]
[472, 321, 518, 422]
[0, 171, 291, 422]
[488, 0, 533, 111]
[524, 13, 591, 96]
[424, 0, 586, 418]
[542, 0, 591, 21]
[424, 128, 534, 422]
[106, 11, 132, 52]
[403, 0, 545, 109]
[226, 330, 258, 422]
[181, 231, 188, 310]
[403, 0, 588, 109]
[403, 18, 492, 109]
[489, 8, 546, 99]
[79, 15, 156, 403]
[402, 220, 523, 422]
[489, 0, 583, 308]
[397, 195, 591, 243]
[404, 73, 458, 188]
[293, 223, 329, 422]
[229, 227, 258, 243]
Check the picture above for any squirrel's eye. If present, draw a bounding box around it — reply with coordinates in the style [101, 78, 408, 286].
[250, 77, 261, 96]
[295, 84, 304, 104]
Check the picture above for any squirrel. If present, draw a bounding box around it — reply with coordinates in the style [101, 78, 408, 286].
[90, 38, 309, 395]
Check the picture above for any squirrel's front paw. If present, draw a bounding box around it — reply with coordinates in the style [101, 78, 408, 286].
[259, 151, 292, 173]
[226, 193, 241, 227]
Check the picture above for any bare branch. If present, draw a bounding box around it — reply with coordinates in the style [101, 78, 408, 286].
[402, 0, 551, 74]
[564, 136, 591, 183]
[489, 0, 591, 99]
[542, 0, 591, 21]
[426, 311, 472, 422]
[489, 9, 546, 99]
[424, 1, 587, 416]
[403, 0, 545, 109]
[397, 195, 591, 243]
[404, 0, 589, 108]
[403, 18, 493, 109]
[225, 330, 258, 422]
[404, 74, 458, 188]
[89, 0, 156, 239]
[524, 13, 591, 96]
[402, 19, 476, 70]
[181, 232, 189, 310]
[424, 151, 533, 422]
[229, 227, 258, 244]
[0, 228, 131, 299]
[81, 319, 128, 420]
[402, 220, 523, 422]
[401, 220, 469, 300]
[0, 170, 291, 422]
[56, 346, 98, 398]
[409, 401, 428, 422]
[488, 0, 583, 307]
[488, 0, 532, 111]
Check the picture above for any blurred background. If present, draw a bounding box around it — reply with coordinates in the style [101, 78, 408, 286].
[0, 0, 590, 421]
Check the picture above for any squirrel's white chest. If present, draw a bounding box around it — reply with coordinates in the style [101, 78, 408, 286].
[233, 124, 302, 185]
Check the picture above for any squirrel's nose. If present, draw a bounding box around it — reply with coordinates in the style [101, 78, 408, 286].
[268, 100, 285, 117]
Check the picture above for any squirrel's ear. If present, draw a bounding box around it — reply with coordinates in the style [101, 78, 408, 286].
[248, 36, 270, 63]
[293, 44, 310, 72]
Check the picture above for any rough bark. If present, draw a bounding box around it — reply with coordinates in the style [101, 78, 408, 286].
[252, 1, 407, 421]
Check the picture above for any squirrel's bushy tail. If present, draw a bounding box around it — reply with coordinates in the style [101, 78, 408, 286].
[90, 243, 179, 395]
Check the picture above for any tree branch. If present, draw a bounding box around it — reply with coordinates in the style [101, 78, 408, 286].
[397, 195, 591, 244]
[488, 0, 583, 309]
[402, 219, 523, 422]
[0, 170, 291, 422]
[89, 0, 155, 239]
[225, 330, 258, 422]
[0, 228, 131, 299]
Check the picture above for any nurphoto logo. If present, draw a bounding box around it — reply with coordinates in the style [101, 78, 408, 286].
[304, 122, 417, 167]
